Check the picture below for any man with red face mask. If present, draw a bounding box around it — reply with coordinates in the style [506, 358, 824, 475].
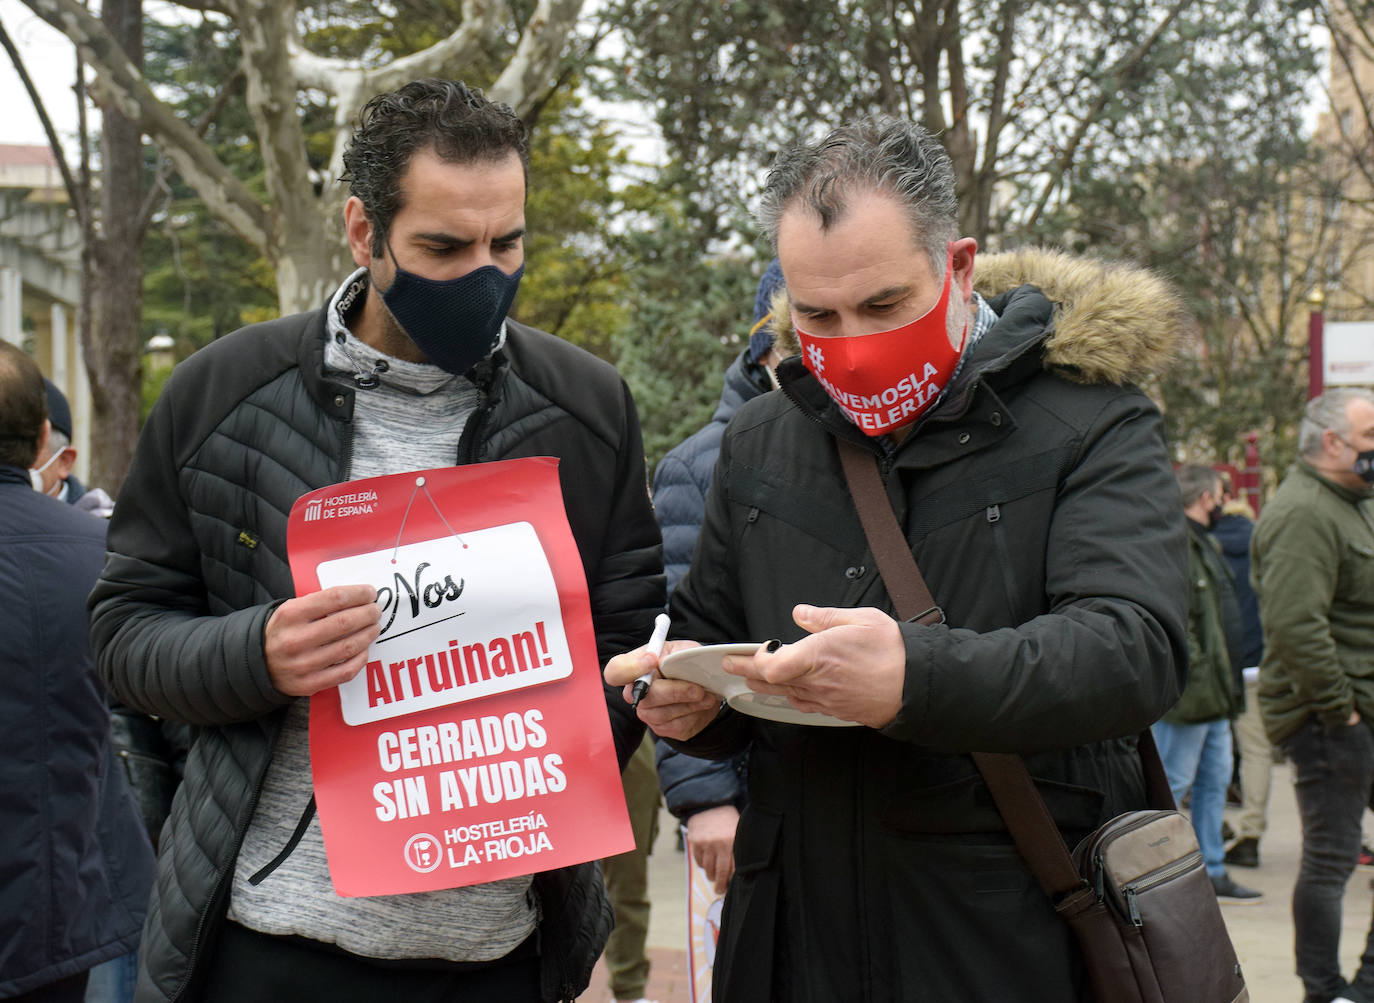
[606, 116, 1190, 1001]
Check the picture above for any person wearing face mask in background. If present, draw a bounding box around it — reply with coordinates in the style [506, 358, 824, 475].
[1150, 464, 1261, 905]
[1252, 388, 1374, 1003]
[87, 78, 662, 1003]
[605, 116, 1190, 1001]
[31, 379, 114, 517]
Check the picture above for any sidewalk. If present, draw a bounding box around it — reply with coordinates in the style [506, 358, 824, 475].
[583, 761, 1374, 1002]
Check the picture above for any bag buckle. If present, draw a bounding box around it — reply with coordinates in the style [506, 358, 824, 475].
[906, 606, 945, 626]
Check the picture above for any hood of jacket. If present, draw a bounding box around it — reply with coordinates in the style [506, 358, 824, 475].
[972, 248, 1183, 386]
[710, 350, 772, 427]
[1211, 511, 1255, 560]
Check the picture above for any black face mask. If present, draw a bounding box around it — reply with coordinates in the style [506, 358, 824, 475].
[1353, 450, 1374, 485]
[381, 242, 524, 375]
[1207, 504, 1223, 528]
[1334, 434, 1374, 485]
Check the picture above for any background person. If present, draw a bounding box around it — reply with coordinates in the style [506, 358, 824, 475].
[32, 379, 114, 517]
[1215, 480, 1272, 870]
[1253, 387, 1374, 1003]
[1151, 464, 1260, 903]
[651, 260, 791, 895]
[0, 342, 154, 1003]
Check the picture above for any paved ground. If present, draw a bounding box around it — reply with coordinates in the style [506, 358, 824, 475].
[582, 760, 1374, 1002]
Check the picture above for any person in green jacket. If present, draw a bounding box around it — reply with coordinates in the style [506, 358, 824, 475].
[1253, 387, 1374, 1003]
[1151, 464, 1261, 903]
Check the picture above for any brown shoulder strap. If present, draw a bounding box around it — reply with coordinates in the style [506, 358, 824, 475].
[835, 438, 944, 626]
[835, 436, 1173, 903]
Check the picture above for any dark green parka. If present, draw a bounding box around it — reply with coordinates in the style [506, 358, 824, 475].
[1254, 462, 1374, 743]
[1162, 520, 1245, 723]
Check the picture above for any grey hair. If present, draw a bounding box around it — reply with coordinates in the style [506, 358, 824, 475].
[1175, 464, 1220, 508]
[754, 116, 959, 277]
[1299, 388, 1374, 458]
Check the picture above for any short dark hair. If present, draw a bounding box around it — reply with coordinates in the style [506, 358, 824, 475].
[0, 342, 47, 468]
[755, 116, 958, 278]
[341, 78, 530, 258]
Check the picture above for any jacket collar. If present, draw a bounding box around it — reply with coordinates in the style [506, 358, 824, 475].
[0, 464, 30, 487]
[297, 276, 514, 423]
[1294, 459, 1374, 503]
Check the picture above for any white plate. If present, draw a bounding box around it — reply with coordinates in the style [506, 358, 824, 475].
[657, 643, 860, 728]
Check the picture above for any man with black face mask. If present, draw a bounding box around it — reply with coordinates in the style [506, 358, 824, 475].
[1152, 465, 1257, 904]
[1253, 387, 1374, 1003]
[88, 79, 662, 1003]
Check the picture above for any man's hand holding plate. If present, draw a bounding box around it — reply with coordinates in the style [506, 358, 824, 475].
[723, 604, 905, 728]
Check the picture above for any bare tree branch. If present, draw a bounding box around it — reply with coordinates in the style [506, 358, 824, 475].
[0, 16, 83, 220]
[1025, 0, 1197, 229]
[135, 66, 244, 236]
[19, 0, 271, 254]
[489, 0, 587, 118]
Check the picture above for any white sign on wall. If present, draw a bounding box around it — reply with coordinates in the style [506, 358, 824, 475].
[1324, 322, 1374, 386]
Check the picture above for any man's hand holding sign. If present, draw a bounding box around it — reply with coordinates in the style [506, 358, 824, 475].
[265, 586, 382, 697]
[289, 459, 634, 897]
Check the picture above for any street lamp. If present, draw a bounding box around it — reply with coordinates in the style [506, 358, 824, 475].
[1308, 286, 1325, 401]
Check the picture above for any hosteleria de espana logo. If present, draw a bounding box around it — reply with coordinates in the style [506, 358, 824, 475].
[303, 490, 380, 522]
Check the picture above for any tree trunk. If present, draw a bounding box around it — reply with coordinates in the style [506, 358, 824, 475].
[86, 0, 143, 493]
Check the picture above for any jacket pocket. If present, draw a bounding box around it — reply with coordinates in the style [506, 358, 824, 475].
[1339, 540, 1374, 600]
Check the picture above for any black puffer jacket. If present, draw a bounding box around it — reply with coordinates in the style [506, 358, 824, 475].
[88, 307, 663, 1003]
[651, 349, 767, 819]
[670, 250, 1190, 1002]
[0, 467, 154, 998]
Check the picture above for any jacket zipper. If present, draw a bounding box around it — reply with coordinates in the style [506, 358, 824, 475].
[856, 735, 872, 1001]
[338, 416, 355, 481]
[778, 381, 893, 476]
[985, 504, 1020, 617]
[458, 362, 506, 464]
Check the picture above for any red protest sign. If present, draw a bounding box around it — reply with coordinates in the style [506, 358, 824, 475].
[287, 458, 634, 897]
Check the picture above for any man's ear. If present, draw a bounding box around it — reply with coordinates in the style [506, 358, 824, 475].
[54, 446, 77, 480]
[344, 196, 377, 270]
[950, 236, 978, 302]
[1323, 426, 1347, 459]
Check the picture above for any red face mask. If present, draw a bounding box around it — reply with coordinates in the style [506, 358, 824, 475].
[796, 253, 966, 437]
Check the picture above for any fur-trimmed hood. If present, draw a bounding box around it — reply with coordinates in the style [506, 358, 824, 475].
[973, 248, 1182, 385]
[765, 247, 1184, 386]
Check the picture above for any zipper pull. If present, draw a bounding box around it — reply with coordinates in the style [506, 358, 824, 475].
[1125, 887, 1143, 927]
[1093, 856, 1105, 900]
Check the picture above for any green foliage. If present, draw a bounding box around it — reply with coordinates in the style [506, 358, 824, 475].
[609, 187, 761, 467]
[1036, 0, 1323, 475]
[517, 87, 631, 361]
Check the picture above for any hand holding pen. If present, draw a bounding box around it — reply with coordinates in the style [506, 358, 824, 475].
[603, 618, 718, 739]
[632, 613, 671, 710]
